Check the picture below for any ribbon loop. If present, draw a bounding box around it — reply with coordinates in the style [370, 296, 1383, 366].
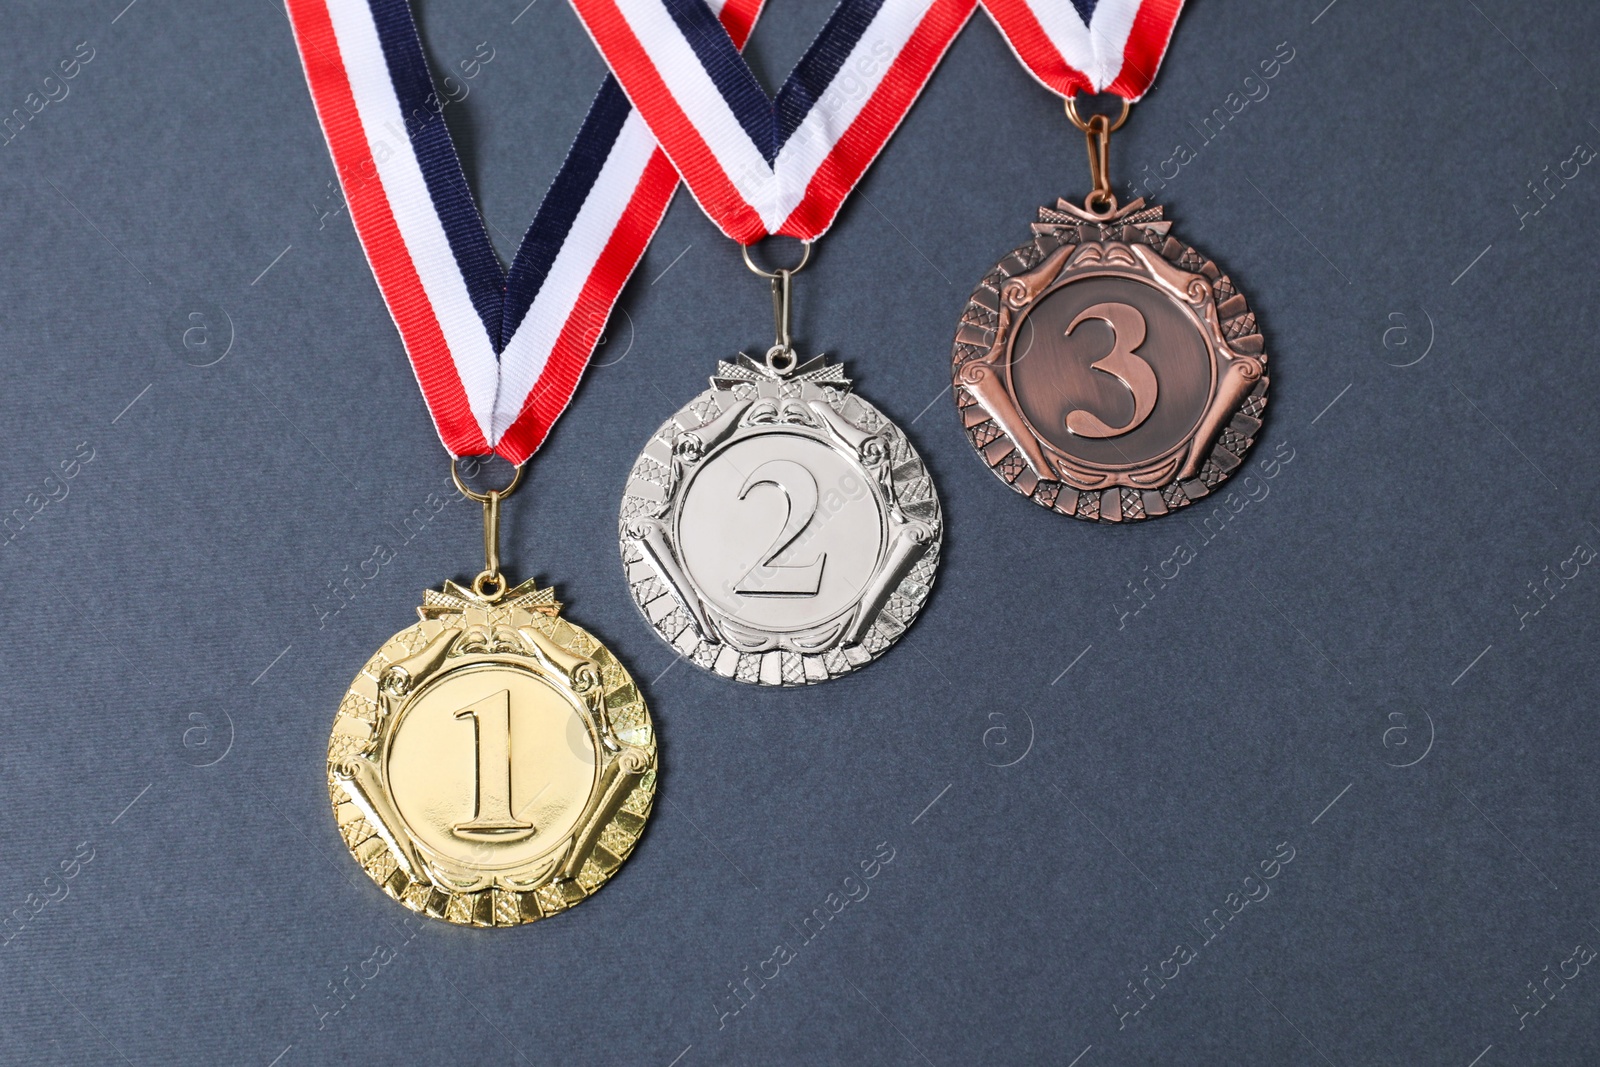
[287, 0, 762, 462]
[570, 0, 978, 243]
[982, 0, 1186, 102]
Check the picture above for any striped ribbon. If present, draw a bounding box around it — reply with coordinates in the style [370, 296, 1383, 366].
[982, 0, 1186, 101]
[286, 0, 762, 461]
[568, 0, 977, 243]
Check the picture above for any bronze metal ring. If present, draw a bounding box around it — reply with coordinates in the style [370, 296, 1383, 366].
[1064, 94, 1130, 133]
[1083, 190, 1120, 217]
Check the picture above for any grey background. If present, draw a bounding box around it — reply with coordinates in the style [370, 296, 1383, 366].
[1, 0, 1597, 1063]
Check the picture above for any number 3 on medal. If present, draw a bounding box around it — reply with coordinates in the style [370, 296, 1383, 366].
[1064, 302, 1158, 439]
[734, 459, 826, 597]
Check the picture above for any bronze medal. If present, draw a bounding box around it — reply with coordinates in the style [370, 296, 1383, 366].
[951, 99, 1269, 522]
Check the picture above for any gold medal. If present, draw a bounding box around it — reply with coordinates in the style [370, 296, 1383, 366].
[286, 0, 676, 929]
[327, 467, 656, 926]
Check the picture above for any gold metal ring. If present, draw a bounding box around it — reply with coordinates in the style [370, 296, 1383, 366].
[741, 239, 812, 279]
[471, 570, 507, 601]
[1064, 94, 1130, 133]
[451, 457, 524, 503]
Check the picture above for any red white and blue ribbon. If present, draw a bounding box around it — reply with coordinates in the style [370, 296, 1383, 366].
[568, 0, 977, 244]
[285, 0, 762, 462]
[982, 0, 1186, 102]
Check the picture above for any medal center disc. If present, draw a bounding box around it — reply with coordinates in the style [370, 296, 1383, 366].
[386, 662, 597, 870]
[1009, 274, 1214, 467]
[676, 432, 887, 632]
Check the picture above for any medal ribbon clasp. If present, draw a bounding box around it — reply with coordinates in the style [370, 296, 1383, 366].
[1065, 94, 1131, 217]
[741, 240, 812, 375]
[451, 459, 525, 601]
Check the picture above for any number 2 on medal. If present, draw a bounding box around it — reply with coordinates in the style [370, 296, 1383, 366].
[734, 459, 826, 596]
[1064, 302, 1159, 439]
[452, 690, 534, 838]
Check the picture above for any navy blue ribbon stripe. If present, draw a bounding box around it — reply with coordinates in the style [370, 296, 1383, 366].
[659, 0, 888, 166]
[370, 0, 504, 347]
[368, 0, 631, 354]
[777, 0, 887, 147]
[500, 79, 632, 347]
[662, 0, 777, 160]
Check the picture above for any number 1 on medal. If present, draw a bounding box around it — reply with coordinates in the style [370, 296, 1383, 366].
[453, 689, 534, 838]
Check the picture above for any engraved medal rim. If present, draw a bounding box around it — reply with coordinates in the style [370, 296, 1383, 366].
[326, 593, 657, 928]
[619, 360, 943, 687]
[951, 200, 1270, 524]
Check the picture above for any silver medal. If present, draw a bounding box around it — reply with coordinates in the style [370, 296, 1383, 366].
[618, 353, 942, 686]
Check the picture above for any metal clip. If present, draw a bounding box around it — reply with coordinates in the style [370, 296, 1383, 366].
[741, 240, 812, 374]
[1065, 94, 1131, 217]
[451, 459, 525, 601]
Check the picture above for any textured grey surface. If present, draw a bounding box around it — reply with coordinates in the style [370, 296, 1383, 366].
[2, 0, 1598, 1064]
